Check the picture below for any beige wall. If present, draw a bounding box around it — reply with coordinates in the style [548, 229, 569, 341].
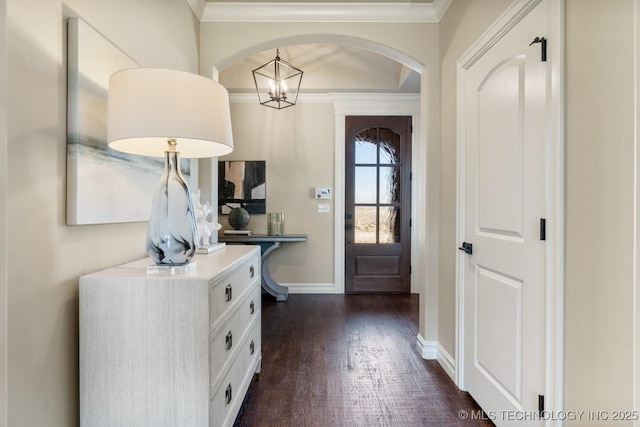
[437, 0, 512, 367]
[5, 0, 199, 425]
[221, 101, 336, 285]
[565, 0, 635, 419]
[0, 0, 6, 424]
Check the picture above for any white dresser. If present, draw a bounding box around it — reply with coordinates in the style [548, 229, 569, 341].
[79, 245, 262, 427]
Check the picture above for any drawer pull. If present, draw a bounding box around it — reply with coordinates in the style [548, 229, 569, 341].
[225, 384, 232, 405]
[250, 300, 255, 315]
[225, 284, 232, 302]
[250, 265, 255, 278]
[250, 340, 255, 355]
[225, 331, 233, 350]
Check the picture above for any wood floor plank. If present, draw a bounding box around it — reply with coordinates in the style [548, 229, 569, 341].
[234, 294, 493, 427]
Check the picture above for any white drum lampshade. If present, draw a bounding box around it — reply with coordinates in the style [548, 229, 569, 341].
[107, 68, 234, 266]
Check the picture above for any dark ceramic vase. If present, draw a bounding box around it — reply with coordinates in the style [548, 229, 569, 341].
[228, 207, 250, 230]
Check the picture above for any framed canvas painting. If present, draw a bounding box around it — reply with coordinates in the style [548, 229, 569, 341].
[66, 17, 192, 225]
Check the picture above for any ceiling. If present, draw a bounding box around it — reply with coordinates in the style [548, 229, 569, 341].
[189, 1, 452, 95]
[219, 44, 422, 95]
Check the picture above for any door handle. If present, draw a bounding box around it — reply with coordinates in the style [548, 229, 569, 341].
[459, 242, 473, 255]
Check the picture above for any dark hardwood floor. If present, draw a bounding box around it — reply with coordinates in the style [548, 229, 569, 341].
[234, 294, 493, 427]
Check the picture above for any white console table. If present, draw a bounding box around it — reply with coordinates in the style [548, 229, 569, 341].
[79, 245, 261, 427]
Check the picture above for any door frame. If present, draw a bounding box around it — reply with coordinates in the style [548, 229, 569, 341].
[455, 0, 564, 421]
[331, 94, 421, 295]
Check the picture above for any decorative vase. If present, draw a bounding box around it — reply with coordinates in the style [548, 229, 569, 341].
[267, 212, 284, 236]
[228, 207, 250, 230]
[146, 150, 198, 266]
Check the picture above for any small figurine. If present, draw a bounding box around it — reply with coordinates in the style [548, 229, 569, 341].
[192, 190, 222, 248]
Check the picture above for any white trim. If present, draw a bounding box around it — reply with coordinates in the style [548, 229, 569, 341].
[545, 0, 565, 424]
[635, 1, 640, 425]
[229, 93, 332, 104]
[284, 283, 339, 294]
[416, 334, 437, 360]
[437, 344, 456, 381]
[200, 1, 452, 23]
[329, 93, 421, 295]
[455, 0, 564, 421]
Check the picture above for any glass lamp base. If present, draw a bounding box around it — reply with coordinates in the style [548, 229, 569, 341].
[146, 150, 198, 266]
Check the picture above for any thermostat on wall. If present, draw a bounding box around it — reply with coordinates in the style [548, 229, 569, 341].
[315, 187, 332, 199]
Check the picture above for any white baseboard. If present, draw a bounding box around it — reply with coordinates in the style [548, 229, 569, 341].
[283, 283, 338, 294]
[416, 334, 437, 359]
[437, 343, 456, 381]
[416, 336, 456, 381]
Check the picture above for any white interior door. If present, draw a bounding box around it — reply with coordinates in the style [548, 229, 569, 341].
[460, 1, 548, 424]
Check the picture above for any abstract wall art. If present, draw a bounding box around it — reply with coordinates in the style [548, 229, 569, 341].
[66, 17, 192, 225]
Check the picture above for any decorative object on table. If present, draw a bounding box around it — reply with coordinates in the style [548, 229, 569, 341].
[107, 68, 233, 266]
[218, 160, 266, 214]
[252, 48, 303, 110]
[267, 212, 285, 236]
[192, 190, 225, 254]
[227, 206, 251, 230]
[66, 17, 194, 225]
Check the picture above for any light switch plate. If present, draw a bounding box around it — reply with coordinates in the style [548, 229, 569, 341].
[317, 204, 330, 213]
[315, 187, 332, 199]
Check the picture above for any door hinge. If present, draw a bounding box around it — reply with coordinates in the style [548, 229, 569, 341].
[409, 218, 412, 227]
[540, 218, 546, 241]
[410, 265, 412, 274]
[538, 395, 545, 417]
[410, 171, 413, 181]
[529, 36, 547, 62]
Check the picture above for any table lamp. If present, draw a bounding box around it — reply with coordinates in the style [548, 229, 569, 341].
[107, 68, 234, 266]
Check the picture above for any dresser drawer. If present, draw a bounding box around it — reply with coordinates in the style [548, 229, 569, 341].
[210, 320, 261, 427]
[209, 250, 260, 329]
[210, 284, 261, 390]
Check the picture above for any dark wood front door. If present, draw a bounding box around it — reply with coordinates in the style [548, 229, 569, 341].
[345, 116, 412, 293]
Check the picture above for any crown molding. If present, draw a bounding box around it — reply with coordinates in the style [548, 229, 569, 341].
[197, 0, 453, 23]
